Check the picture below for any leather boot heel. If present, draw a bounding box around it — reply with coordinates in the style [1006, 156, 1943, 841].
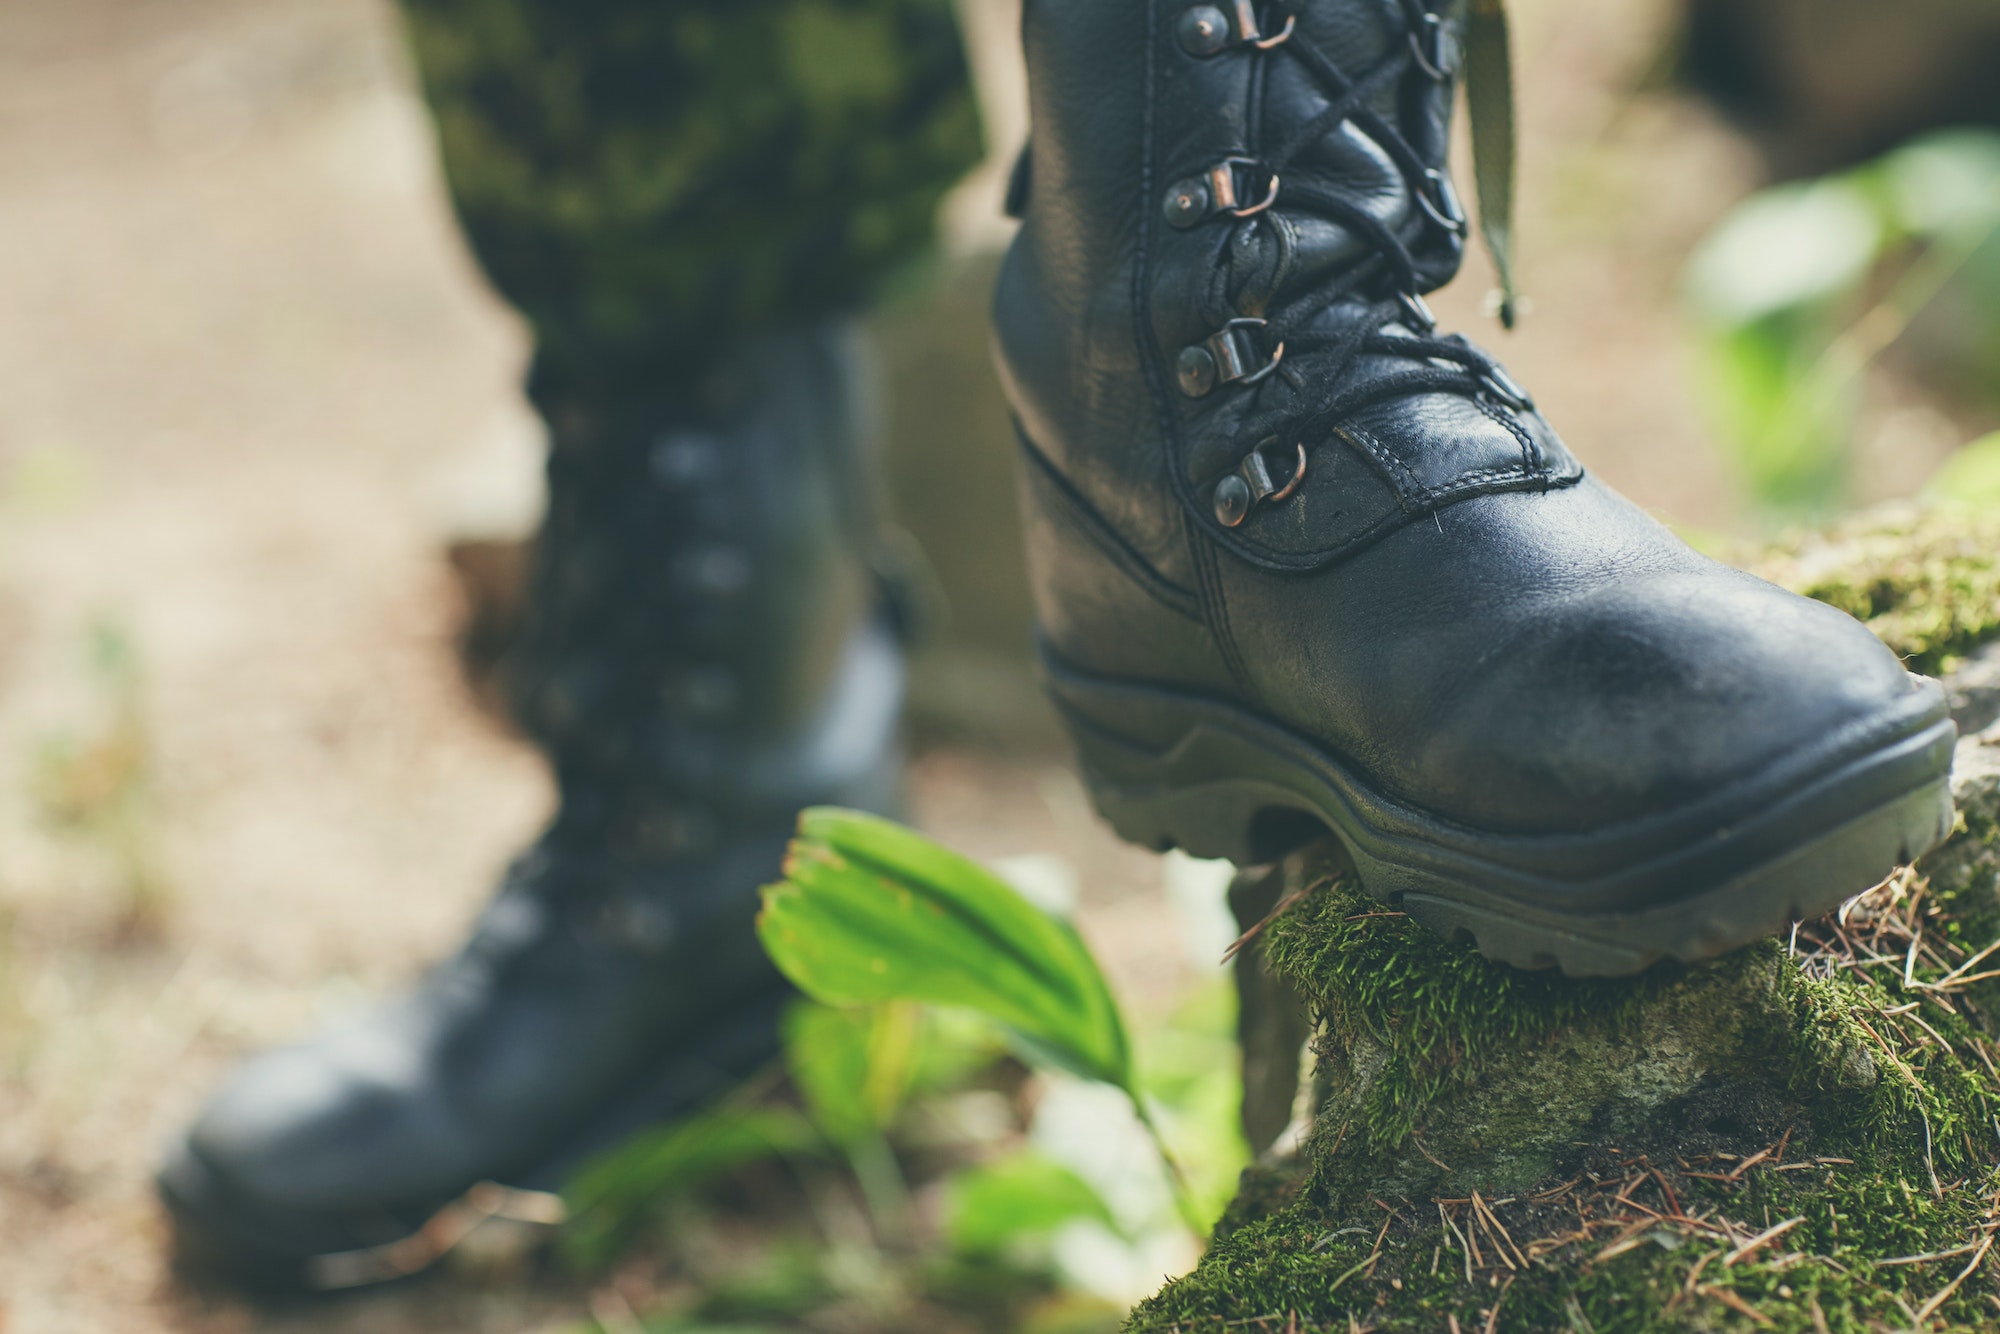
[1043, 649, 1349, 866]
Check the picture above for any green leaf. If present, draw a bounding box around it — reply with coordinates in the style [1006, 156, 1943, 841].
[562, 1104, 814, 1268]
[1684, 178, 1884, 329]
[1882, 129, 2000, 236]
[945, 1152, 1118, 1255]
[783, 999, 921, 1146]
[758, 808, 1132, 1092]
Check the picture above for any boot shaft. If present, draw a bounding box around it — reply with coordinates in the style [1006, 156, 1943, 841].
[996, 0, 1471, 576]
[516, 324, 902, 854]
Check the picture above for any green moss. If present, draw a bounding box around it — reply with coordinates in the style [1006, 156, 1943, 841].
[1137, 809, 2000, 1331]
[1752, 503, 2000, 676]
[1261, 883, 1682, 1156]
[1145, 1155, 2000, 1332]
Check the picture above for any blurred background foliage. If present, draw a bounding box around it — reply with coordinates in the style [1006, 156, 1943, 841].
[2, 0, 1999, 1330]
[1683, 129, 2000, 517]
[556, 990, 1246, 1333]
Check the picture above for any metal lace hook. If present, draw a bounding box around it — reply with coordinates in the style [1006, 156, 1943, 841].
[1235, 327, 1287, 386]
[1177, 318, 1285, 398]
[1477, 362, 1534, 412]
[1396, 290, 1438, 332]
[1258, 440, 1309, 503]
[1408, 12, 1458, 80]
[1416, 167, 1468, 237]
[1224, 0, 1296, 50]
[1212, 157, 1281, 218]
[1251, 14, 1297, 49]
[1213, 439, 1308, 528]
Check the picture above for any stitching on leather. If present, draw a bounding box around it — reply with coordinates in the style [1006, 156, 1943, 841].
[1408, 469, 1538, 507]
[1132, 2, 1220, 642]
[1135, 0, 1253, 693]
[1342, 418, 1553, 509]
[1471, 395, 1536, 474]
[1236, 467, 1586, 572]
[1336, 422, 1428, 509]
[1015, 425, 1204, 621]
[1415, 463, 1531, 493]
[1191, 526, 1257, 694]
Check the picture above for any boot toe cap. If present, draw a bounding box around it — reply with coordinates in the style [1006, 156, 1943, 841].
[1417, 568, 1935, 835]
[181, 1028, 450, 1213]
[160, 1006, 473, 1281]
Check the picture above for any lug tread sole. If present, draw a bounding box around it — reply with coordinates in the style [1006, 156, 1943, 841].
[1049, 657, 1957, 977]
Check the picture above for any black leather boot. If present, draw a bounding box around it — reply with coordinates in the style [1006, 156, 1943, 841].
[158, 325, 902, 1290]
[995, 0, 1956, 975]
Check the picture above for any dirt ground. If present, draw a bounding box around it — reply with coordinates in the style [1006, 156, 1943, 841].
[0, 0, 1871, 1330]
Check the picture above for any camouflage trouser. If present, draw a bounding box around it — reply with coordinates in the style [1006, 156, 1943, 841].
[400, 0, 983, 403]
[401, 0, 981, 786]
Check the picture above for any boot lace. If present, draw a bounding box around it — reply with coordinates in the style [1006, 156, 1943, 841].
[1183, 0, 1526, 525]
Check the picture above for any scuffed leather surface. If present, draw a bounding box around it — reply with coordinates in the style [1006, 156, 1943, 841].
[1017, 434, 1240, 693]
[1215, 478, 1922, 834]
[994, 0, 1188, 586]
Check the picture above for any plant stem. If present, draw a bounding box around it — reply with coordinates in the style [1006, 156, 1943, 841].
[846, 1130, 915, 1249]
[1132, 1095, 1208, 1237]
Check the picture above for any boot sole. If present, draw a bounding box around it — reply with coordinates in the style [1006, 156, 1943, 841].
[1044, 650, 1958, 976]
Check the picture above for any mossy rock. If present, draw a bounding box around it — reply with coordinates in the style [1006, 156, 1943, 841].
[1140, 506, 2000, 1333]
[1749, 503, 2000, 679]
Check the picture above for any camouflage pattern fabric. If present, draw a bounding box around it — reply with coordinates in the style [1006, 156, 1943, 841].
[401, 0, 982, 402]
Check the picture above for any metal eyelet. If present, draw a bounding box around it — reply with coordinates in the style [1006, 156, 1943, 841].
[1477, 363, 1535, 412]
[1178, 6, 1233, 55]
[1213, 439, 1309, 527]
[1212, 317, 1285, 387]
[650, 432, 719, 486]
[1408, 12, 1460, 81]
[1417, 167, 1467, 237]
[1165, 158, 1279, 230]
[664, 665, 739, 719]
[1164, 178, 1213, 229]
[673, 546, 753, 595]
[1178, 345, 1220, 397]
[1396, 290, 1438, 332]
[1178, 318, 1285, 398]
[1178, 1, 1294, 56]
[1214, 157, 1280, 217]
